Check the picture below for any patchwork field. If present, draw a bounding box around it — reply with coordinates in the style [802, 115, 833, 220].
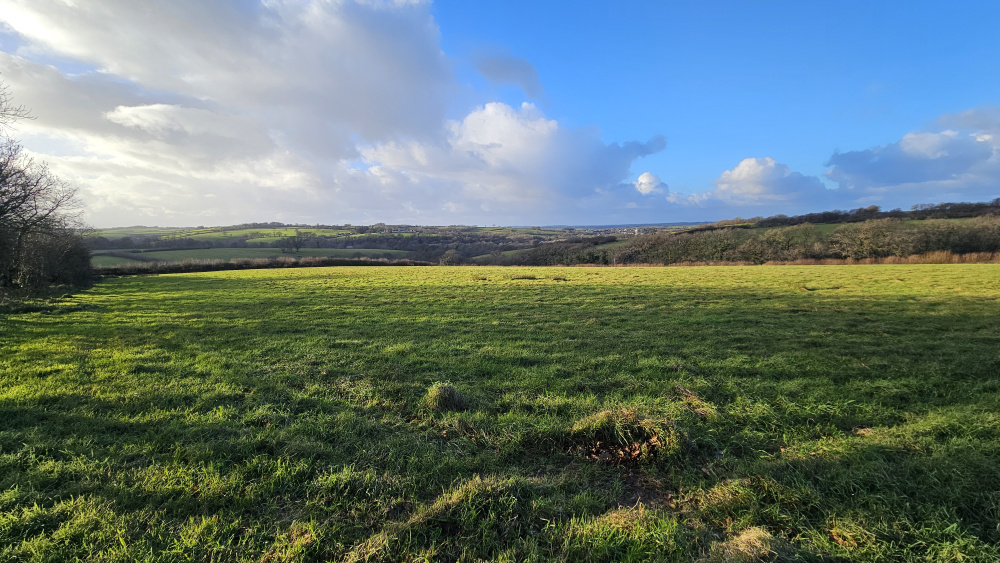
[1, 265, 998, 561]
[160, 227, 352, 241]
[91, 247, 412, 267]
[90, 227, 191, 238]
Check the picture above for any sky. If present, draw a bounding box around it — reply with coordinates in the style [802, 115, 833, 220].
[0, 1, 998, 228]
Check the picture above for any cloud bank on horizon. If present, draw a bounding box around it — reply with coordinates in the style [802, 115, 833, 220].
[0, 0, 997, 227]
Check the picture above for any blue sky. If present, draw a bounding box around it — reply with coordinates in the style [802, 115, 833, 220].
[437, 1, 1000, 191]
[0, 1, 997, 227]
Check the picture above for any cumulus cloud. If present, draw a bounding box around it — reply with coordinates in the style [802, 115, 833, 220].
[711, 157, 828, 205]
[826, 131, 994, 188]
[0, 0, 665, 226]
[361, 102, 666, 220]
[476, 54, 544, 100]
[824, 123, 1000, 205]
[655, 157, 831, 216]
[633, 172, 667, 195]
[0, 0, 451, 143]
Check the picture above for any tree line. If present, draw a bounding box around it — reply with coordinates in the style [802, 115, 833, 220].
[477, 214, 1000, 266]
[0, 82, 91, 299]
[753, 200, 1000, 228]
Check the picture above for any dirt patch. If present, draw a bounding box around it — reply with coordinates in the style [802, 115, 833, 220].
[579, 435, 665, 464]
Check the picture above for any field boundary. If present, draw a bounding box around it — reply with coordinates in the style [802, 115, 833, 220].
[94, 255, 434, 276]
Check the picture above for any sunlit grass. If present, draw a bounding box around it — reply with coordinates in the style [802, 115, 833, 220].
[1, 265, 998, 561]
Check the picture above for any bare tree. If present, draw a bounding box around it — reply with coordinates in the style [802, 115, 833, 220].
[0, 80, 32, 132]
[281, 230, 304, 253]
[0, 80, 89, 291]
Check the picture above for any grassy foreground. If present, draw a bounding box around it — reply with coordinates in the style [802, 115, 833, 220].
[1, 265, 999, 561]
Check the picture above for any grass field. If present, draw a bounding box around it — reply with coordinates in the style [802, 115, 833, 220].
[91, 255, 146, 267]
[90, 227, 353, 241]
[91, 248, 412, 266]
[90, 227, 190, 238]
[135, 248, 410, 261]
[161, 228, 352, 242]
[2, 265, 999, 561]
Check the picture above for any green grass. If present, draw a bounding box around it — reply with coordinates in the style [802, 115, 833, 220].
[467, 227, 555, 235]
[92, 247, 411, 265]
[89, 226, 352, 242]
[90, 227, 190, 238]
[140, 247, 409, 261]
[2, 265, 999, 561]
[162, 228, 351, 241]
[90, 255, 145, 267]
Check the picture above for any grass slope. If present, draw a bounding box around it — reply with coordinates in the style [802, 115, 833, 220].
[2, 265, 999, 561]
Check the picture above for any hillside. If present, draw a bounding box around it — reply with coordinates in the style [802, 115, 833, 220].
[481, 201, 1000, 266]
[85, 200, 1000, 270]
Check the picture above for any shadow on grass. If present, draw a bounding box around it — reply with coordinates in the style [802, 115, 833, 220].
[2, 276, 999, 559]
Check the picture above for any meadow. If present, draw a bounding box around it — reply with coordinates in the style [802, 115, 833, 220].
[160, 228, 352, 242]
[1, 265, 998, 561]
[90, 227, 191, 238]
[91, 248, 413, 267]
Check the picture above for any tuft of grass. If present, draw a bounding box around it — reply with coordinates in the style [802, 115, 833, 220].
[700, 526, 784, 562]
[424, 382, 468, 412]
[569, 408, 681, 463]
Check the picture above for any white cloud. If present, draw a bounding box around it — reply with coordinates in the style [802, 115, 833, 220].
[104, 104, 252, 139]
[634, 172, 666, 195]
[360, 102, 666, 220]
[0, 1, 666, 226]
[899, 130, 959, 159]
[824, 123, 999, 206]
[655, 157, 831, 216]
[0, 0, 451, 142]
[711, 157, 827, 205]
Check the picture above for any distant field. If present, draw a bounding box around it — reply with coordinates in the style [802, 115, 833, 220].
[90, 226, 189, 237]
[471, 238, 631, 262]
[470, 247, 536, 261]
[162, 227, 351, 241]
[91, 247, 411, 265]
[90, 226, 353, 241]
[468, 227, 555, 235]
[3, 265, 999, 561]
[90, 255, 145, 267]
